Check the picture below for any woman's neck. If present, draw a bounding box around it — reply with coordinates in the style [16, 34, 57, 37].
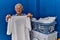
[17, 12, 22, 16]
[17, 14, 21, 16]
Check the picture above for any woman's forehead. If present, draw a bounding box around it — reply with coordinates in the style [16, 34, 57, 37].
[16, 5, 22, 8]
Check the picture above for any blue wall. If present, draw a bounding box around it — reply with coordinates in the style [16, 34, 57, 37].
[27, 0, 39, 18]
[0, 0, 60, 40]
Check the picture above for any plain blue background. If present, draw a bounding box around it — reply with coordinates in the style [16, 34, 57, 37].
[0, 0, 60, 40]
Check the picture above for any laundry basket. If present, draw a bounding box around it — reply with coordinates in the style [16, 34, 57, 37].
[32, 21, 56, 34]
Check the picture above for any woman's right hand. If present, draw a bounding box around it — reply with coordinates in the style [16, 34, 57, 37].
[6, 14, 11, 21]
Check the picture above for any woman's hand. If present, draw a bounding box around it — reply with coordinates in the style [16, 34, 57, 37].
[27, 13, 33, 18]
[6, 14, 11, 21]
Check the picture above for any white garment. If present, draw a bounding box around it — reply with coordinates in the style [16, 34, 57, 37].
[7, 16, 31, 40]
[38, 17, 56, 23]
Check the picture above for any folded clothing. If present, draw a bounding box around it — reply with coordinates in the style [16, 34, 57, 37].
[38, 17, 56, 24]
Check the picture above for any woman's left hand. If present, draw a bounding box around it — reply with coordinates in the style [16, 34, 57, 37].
[27, 13, 33, 18]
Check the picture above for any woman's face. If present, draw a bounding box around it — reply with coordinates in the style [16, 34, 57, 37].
[15, 5, 23, 15]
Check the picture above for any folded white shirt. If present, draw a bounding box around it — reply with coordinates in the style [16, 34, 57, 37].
[38, 17, 56, 23]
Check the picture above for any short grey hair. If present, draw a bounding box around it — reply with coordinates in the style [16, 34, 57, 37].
[15, 3, 23, 9]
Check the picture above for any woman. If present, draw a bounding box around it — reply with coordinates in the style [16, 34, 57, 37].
[6, 3, 32, 21]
